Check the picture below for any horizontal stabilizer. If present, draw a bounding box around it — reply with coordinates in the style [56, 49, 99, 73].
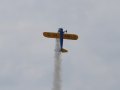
[61, 48, 68, 53]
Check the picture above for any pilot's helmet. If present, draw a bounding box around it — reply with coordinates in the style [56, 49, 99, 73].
[58, 28, 63, 32]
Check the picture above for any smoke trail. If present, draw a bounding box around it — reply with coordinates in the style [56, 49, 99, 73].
[52, 39, 62, 90]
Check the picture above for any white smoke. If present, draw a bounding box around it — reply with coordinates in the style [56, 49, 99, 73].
[52, 39, 62, 90]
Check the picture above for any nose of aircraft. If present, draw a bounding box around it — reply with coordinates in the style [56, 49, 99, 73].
[58, 28, 63, 32]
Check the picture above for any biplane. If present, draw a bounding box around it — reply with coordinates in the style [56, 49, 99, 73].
[43, 28, 78, 53]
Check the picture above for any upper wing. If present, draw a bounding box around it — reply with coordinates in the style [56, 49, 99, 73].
[63, 34, 78, 40]
[43, 32, 78, 40]
[43, 32, 60, 38]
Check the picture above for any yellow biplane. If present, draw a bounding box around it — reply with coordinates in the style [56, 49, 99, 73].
[43, 28, 78, 53]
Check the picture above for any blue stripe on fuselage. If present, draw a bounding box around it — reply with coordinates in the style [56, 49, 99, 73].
[58, 28, 64, 50]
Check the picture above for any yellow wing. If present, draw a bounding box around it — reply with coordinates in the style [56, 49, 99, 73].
[43, 32, 60, 38]
[43, 32, 78, 40]
[63, 34, 78, 40]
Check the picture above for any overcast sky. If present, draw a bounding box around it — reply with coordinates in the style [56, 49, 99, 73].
[0, 0, 120, 90]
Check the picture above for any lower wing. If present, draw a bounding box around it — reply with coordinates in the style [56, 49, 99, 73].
[43, 32, 78, 40]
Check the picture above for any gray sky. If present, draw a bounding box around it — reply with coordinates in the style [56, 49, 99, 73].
[0, 0, 120, 90]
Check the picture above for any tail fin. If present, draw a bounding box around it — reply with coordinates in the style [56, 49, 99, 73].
[61, 48, 68, 53]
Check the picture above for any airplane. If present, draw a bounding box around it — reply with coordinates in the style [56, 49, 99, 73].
[43, 28, 78, 53]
